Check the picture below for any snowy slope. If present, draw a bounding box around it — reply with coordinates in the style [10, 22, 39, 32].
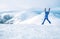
[17, 12, 60, 26]
[2, 8, 60, 25]
[4, 8, 43, 24]
[0, 8, 60, 39]
[0, 12, 60, 39]
[0, 24, 60, 39]
[50, 7, 60, 18]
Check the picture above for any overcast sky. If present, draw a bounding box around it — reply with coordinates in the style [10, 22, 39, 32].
[0, 0, 60, 11]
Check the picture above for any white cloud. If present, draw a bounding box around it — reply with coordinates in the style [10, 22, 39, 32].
[0, 0, 60, 10]
[0, 4, 9, 11]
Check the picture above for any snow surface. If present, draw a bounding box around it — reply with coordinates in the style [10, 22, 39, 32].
[0, 24, 60, 39]
[0, 8, 60, 39]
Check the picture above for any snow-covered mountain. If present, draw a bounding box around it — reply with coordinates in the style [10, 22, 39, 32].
[0, 8, 60, 39]
[50, 8, 60, 18]
[19, 12, 60, 26]
[0, 8, 60, 25]
[2, 8, 43, 24]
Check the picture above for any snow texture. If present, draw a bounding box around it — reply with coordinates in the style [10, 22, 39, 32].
[0, 8, 60, 39]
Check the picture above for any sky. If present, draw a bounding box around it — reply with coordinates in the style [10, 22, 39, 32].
[0, 0, 60, 11]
